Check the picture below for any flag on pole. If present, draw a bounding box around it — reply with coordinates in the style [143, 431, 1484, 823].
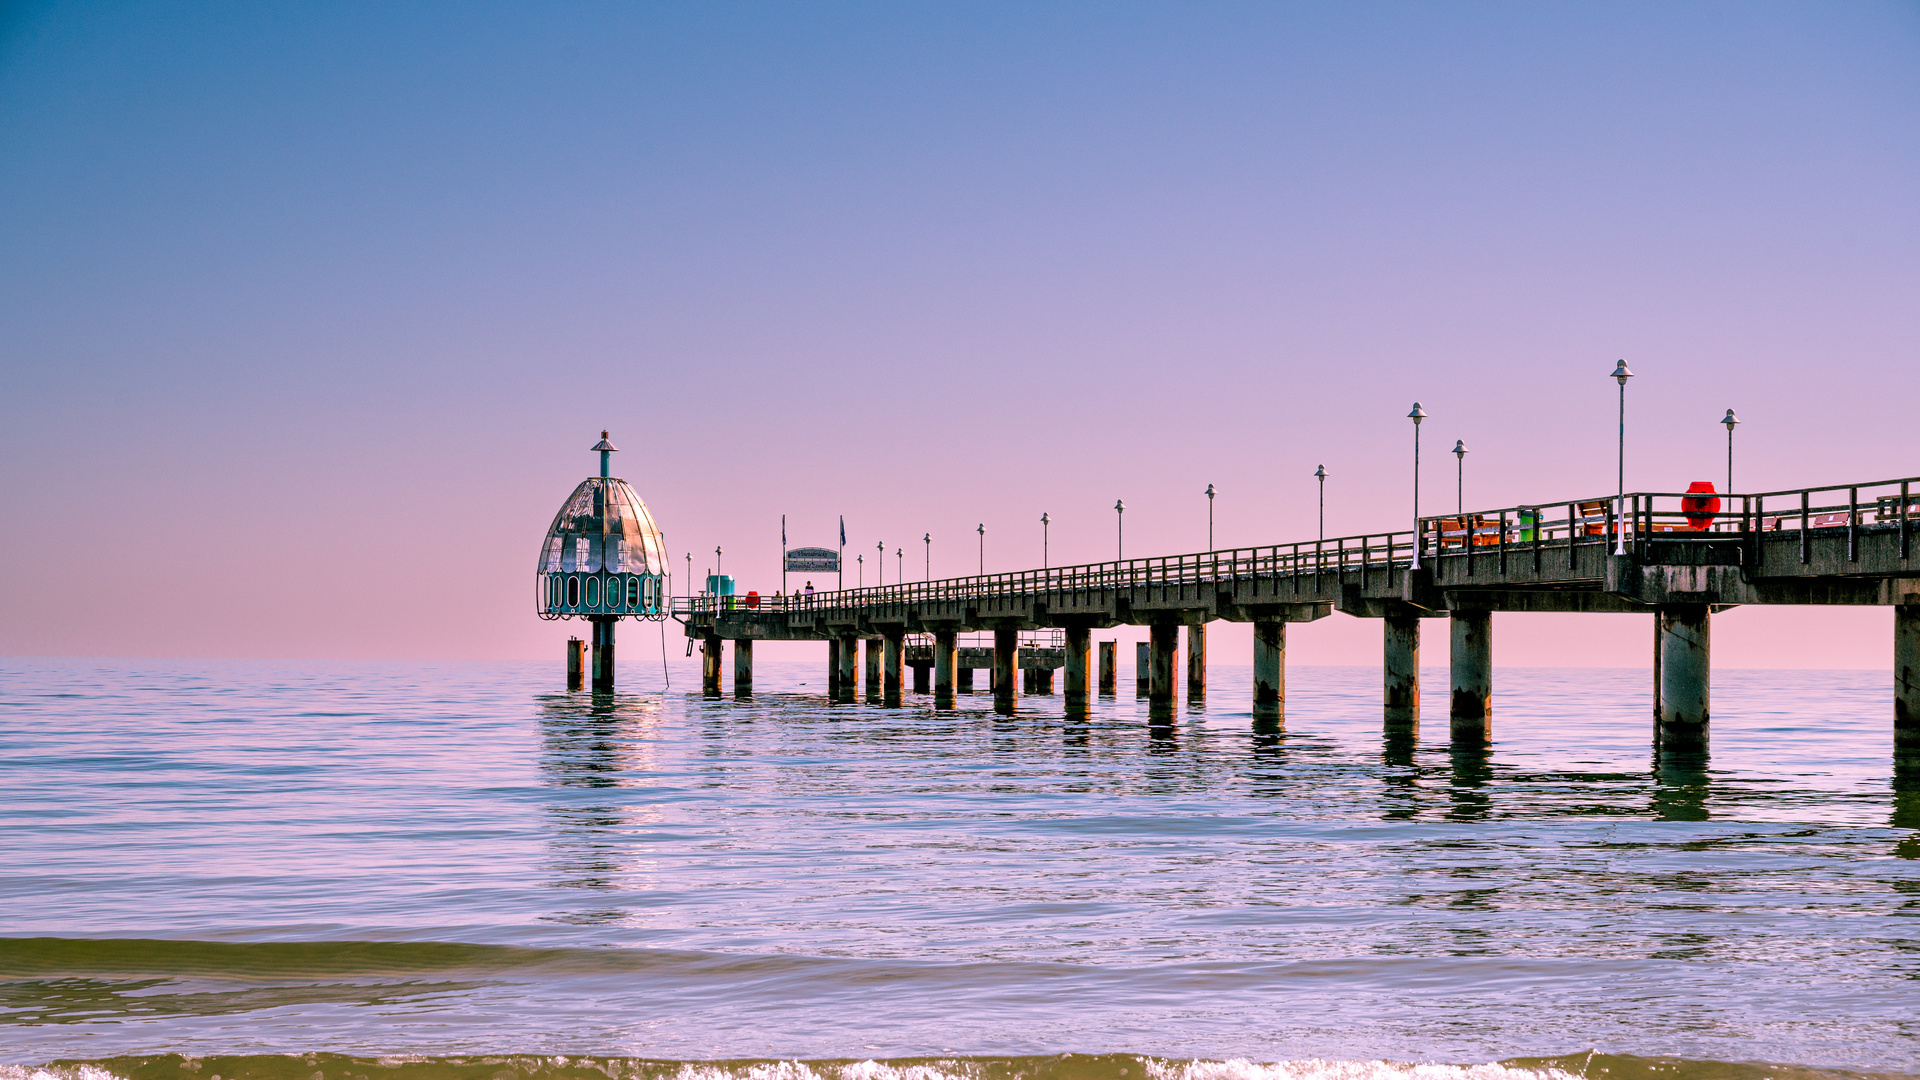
[839, 516, 845, 545]
[782, 515, 787, 545]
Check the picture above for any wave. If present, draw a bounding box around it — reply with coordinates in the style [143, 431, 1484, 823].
[3, 1053, 1909, 1080]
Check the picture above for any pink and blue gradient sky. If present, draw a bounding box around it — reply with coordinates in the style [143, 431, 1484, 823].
[2, 2, 1916, 668]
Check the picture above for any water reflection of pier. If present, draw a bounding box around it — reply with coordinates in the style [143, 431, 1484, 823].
[535, 692, 662, 911]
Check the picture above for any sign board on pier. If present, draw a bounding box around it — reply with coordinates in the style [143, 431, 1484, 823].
[785, 547, 840, 573]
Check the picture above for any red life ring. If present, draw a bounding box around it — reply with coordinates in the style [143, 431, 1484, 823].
[1681, 481, 1720, 530]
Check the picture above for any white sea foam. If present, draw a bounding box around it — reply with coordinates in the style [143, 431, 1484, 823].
[1145, 1061, 1582, 1080]
[0, 1067, 133, 1080]
[673, 1062, 976, 1080]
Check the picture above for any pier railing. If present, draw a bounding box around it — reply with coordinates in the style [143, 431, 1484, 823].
[671, 473, 1917, 616]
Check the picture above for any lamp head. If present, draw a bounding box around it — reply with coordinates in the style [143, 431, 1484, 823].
[1314, 465, 1325, 480]
[1611, 359, 1634, 385]
[1115, 499, 1125, 513]
[1453, 440, 1468, 459]
[1407, 402, 1427, 425]
[1722, 408, 1740, 430]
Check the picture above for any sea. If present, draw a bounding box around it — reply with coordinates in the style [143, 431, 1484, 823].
[4, 653, 1918, 1080]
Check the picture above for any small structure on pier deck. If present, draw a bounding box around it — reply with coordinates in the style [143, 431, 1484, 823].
[536, 431, 670, 690]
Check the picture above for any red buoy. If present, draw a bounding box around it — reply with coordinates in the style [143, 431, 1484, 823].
[1681, 481, 1720, 530]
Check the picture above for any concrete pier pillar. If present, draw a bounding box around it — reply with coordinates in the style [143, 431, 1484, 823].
[837, 635, 858, 703]
[826, 637, 841, 699]
[1186, 623, 1207, 701]
[1149, 623, 1179, 719]
[934, 630, 957, 708]
[957, 665, 975, 692]
[1253, 620, 1285, 726]
[912, 663, 930, 694]
[1098, 641, 1117, 695]
[1897, 606, 1920, 757]
[1449, 611, 1492, 746]
[1383, 611, 1420, 733]
[566, 636, 586, 691]
[1023, 667, 1038, 694]
[1135, 642, 1150, 697]
[591, 617, 616, 692]
[883, 631, 904, 707]
[1034, 667, 1055, 695]
[993, 628, 1019, 715]
[865, 638, 883, 703]
[1656, 604, 1711, 754]
[701, 633, 722, 696]
[1064, 626, 1091, 713]
[733, 637, 753, 698]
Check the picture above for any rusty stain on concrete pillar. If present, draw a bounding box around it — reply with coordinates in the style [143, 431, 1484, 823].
[1898, 606, 1920, 757]
[883, 631, 904, 707]
[837, 635, 858, 703]
[1253, 620, 1285, 726]
[701, 634, 722, 696]
[1657, 604, 1711, 754]
[1384, 611, 1420, 734]
[733, 637, 753, 698]
[1149, 623, 1179, 721]
[1064, 625, 1090, 714]
[1187, 623, 1207, 700]
[566, 637, 585, 692]
[1449, 610, 1492, 746]
[993, 628, 1019, 715]
[934, 630, 957, 708]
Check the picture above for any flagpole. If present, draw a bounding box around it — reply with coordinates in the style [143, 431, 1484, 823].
[781, 514, 787, 598]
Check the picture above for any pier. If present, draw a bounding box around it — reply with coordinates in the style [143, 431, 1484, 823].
[662, 474, 1920, 763]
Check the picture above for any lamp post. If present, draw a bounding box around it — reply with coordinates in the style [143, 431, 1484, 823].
[1204, 484, 1216, 550]
[1722, 408, 1740, 494]
[1612, 360, 1634, 555]
[1408, 403, 1427, 568]
[896, 547, 902, 585]
[1452, 440, 1468, 517]
[877, 540, 884, 586]
[857, 553, 863, 587]
[1115, 500, 1125, 560]
[1041, 512, 1050, 569]
[924, 533, 931, 581]
[1315, 465, 1326, 540]
[977, 523, 985, 574]
[686, 552, 692, 602]
[715, 545, 722, 595]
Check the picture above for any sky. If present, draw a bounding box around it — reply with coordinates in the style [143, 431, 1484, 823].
[2, 1, 1917, 671]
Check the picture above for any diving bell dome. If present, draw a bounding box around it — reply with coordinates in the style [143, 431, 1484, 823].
[536, 431, 669, 620]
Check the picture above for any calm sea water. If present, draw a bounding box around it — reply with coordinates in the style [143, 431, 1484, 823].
[4, 652, 1918, 1080]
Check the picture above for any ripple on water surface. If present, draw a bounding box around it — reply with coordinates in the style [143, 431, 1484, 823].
[1, 658, 1917, 1070]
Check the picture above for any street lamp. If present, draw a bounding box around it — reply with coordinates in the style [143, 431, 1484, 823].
[686, 552, 692, 601]
[877, 540, 884, 586]
[1408, 403, 1427, 568]
[715, 545, 723, 596]
[1612, 360, 1633, 555]
[1452, 440, 1468, 517]
[1314, 465, 1327, 540]
[896, 547, 903, 584]
[1115, 499, 1125, 560]
[977, 523, 985, 574]
[1041, 512, 1050, 569]
[857, 553, 864, 587]
[1721, 409, 1740, 494]
[924, 533, 931, 581]
[1204, 484, 1216, 550]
